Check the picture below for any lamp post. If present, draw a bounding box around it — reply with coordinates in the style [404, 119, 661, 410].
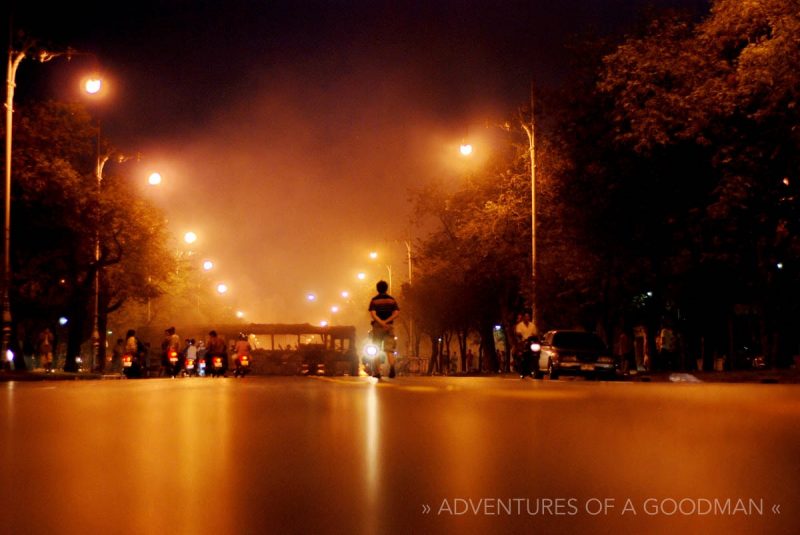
[521, 84, 538, 332]
[3, 45, 79, 363]
[368, 251, 393, 293]
[458, 85, 538, 331]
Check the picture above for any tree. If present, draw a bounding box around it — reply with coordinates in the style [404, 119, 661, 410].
[11, 101, 176, 371]
[597, 0, 800, 364]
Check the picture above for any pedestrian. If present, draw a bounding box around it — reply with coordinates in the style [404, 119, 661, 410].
[514, 310, 537, 374]
[613, 321, 634, 374]
[368, 280, 400, 379]
[633, 323, 650, 372]
[36, 328, 54, 372]
[656, 318, 678, 371]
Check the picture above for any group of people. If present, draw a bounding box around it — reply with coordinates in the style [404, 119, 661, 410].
[111, 326, 253, 377]
[613, 319, 683, 372]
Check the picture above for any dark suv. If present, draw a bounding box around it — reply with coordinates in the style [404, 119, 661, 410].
[534, 330, 617, 380]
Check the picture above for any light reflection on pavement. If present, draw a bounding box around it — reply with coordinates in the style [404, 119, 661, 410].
[1, 376, 798, 534]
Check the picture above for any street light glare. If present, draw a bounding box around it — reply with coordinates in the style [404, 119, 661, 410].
[460, 143, 473, 156]
[357, 272, 366, 280]
[84, 78, 102, 94]
[217, 283, 228, 294]
[369, 251, 378, 259]
[148, 172, 162, 186]
[184, 231, 197, 244]
[203, 260, 214, 271]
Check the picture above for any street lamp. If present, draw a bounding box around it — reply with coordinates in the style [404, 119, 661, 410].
[3, 45, 82, 363]
[368, 251, 392, 292]
[148, 172, 162, 186]
[458, 85, 538, 330]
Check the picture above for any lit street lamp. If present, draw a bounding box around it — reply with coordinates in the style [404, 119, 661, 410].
[368, 251, 392, 292]
[148, 172, 162, 186]
[458, 85, 538, 330]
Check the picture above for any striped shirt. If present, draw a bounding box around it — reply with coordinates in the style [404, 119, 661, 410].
[368, 293, 399, 323]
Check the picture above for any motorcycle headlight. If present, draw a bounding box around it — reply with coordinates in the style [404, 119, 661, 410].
[364, 344, 379, 357]
[530, 342, 541, 352]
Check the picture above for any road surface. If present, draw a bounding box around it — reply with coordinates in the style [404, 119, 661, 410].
[1, 376, 798, 534]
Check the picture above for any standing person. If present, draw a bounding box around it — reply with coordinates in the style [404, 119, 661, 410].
[656, 319, 678, 371]
[368, 280, 400, 379]
[633, 323, 650, 372]
[36, 328, 54, 372]
[514, 311, 537, 376]
[613, 321, 634, 374]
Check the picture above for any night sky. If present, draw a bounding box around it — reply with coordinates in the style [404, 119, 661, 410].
[5, 0, 709, 324]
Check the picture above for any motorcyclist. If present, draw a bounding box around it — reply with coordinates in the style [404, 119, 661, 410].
[233, 333, 252, 376]
[205, 330, 228, 376]
[163, 326, 182, 377]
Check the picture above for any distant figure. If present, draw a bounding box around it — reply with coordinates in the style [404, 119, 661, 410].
[613, 322, 634, 374]
[633, 323, 650, 372]
[162, 326, 182, 377]
[234, 333, 251, 367]
[656, 319, 678, 371]
[205, 330, 228, 374]
[37, 328, 54, 372]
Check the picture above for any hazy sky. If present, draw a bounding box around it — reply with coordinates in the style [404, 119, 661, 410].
[7, 0, 709, 325]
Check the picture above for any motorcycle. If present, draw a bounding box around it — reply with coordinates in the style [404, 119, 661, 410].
[233, 354, 251, 377]
[167, 348, 181, 377]
[183, 357, 198, 377]
[520, 336, 542, 379]
[362, 342, 385, 379]
[121, 353, 142, 378]
[209, 355, 226, 377]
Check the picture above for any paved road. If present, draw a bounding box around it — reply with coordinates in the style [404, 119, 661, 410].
[1, 376, 798, 534]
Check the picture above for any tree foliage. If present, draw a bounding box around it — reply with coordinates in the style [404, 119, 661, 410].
[10, 101, 177, 370]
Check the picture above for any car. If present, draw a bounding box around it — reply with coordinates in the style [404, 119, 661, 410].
[535, 330, 618, 380]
